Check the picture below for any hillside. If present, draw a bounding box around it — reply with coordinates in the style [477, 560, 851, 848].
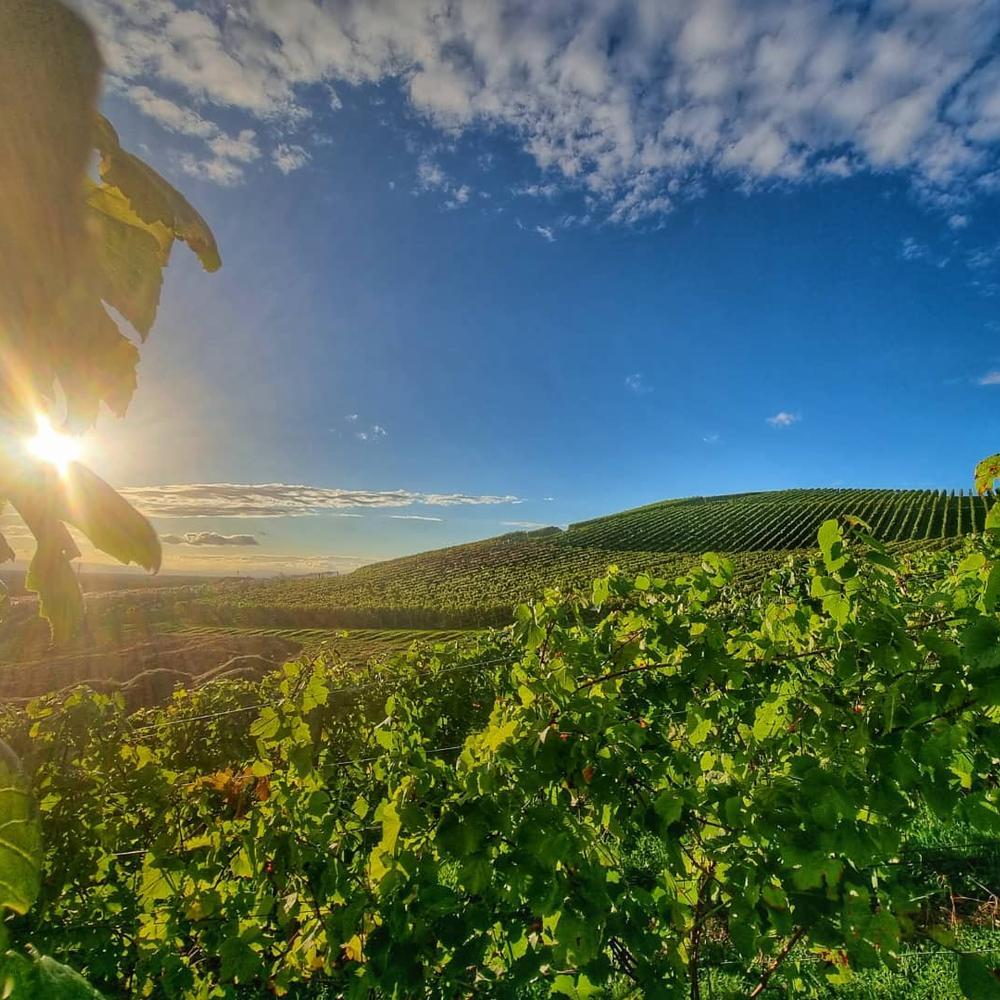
[562, 486, 993, 551]
[185, 487, 985, 627]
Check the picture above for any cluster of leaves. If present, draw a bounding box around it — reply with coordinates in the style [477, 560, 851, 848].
[4, 525, 1000, 997]
[0, 0, 219, 640]
[0, 738, 105, 996]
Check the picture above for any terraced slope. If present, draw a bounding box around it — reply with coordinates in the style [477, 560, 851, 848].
[560, 487, 995, 552]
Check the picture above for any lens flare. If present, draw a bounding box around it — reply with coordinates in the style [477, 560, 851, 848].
[26, 415, 82, 473]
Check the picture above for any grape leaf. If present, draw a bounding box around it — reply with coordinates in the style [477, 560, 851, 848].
[975, 455, 1000, 496]
[0, 741, 41, 917]
[93, 114, 221, 273]
[958, 953, 1000, 999]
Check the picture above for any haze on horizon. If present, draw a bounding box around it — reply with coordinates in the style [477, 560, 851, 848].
[13, 0, 1000, 577]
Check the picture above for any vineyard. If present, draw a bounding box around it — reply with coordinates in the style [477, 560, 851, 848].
[185, 536, 800, 627]
[5, 526, 1000, 997]
[560, 487, 999, 552]
[182, 488, 981, 630]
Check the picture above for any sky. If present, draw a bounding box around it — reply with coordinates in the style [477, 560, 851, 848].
[17, 0, 1000, 576]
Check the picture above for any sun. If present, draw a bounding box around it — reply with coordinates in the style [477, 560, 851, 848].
[26, 415, 83, 473]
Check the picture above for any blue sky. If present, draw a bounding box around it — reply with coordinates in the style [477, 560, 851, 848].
[39, 0, 1000, 574]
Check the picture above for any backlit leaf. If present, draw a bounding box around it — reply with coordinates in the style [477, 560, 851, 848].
[0, 741, 42, 917]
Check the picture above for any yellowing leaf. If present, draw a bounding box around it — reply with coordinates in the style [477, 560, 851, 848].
[976, 455, 1000, 496]
[94, 115, 221, 273]
[341, 935, 364, 963]
[87, 188, 167, 338]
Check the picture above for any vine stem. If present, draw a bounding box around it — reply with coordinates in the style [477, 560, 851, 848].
[689, 865, 715, 1000]
[747, 927, 805, 998]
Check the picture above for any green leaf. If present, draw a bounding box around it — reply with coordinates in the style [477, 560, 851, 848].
[24, 952, 105, 999]
[958, 953, 1000, 999]
[0, 741, 42, 917]
[823, 593, 850, 625]
[653, 791, 683, 826]
[753, 684, 795, 742]
[818, 519, 846, 571]
[983, 563, 1000, 612]
[988, 504, 1000, 534]
[249, 707, 280, 740]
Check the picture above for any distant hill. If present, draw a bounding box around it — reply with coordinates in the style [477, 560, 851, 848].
[560, 487, 992, 552]
[183, 487, 987, 629]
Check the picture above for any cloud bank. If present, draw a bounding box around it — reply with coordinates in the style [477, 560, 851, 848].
[121, 483, 520, 518]
[161, 532, 260, 546]
[80, 0, 1000, 217]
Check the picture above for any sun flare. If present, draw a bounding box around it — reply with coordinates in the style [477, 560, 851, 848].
[26, 415, 83, 473]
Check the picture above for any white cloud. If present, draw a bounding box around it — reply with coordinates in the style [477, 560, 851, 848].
[703, 433, 720, 444]
[208, 128, 261, 163]
[388, 514, 444, 521]
[417, 158, 448, 190]
[969, 244, 1000, 269]
[177, 152, 245, 187]
[122, 86, 261, 184]
[625, 372, 651, 394]
[949, 213, 970, 230]
[345, 413, 359, 422]
[514, 183, 559, 199]
[900, 236, 929, 261]
[120, 483, 520, 518]
[977, 370, 1000, 386]
[416, 155, 473, 207]
[501, 520, 549, 529]
[161, 532, 259, 546]
[534, 225, 556, 242]
[79, 0, 1000, 220]
[126, 84, 217, 138]
[766, 411, 800, 428]
[272, 143, 310, 174]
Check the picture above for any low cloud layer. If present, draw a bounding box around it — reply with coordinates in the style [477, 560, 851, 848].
[80, 0, 1000, 218]
[161, 532, 260, 546]
[121, 483, 520, 518]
